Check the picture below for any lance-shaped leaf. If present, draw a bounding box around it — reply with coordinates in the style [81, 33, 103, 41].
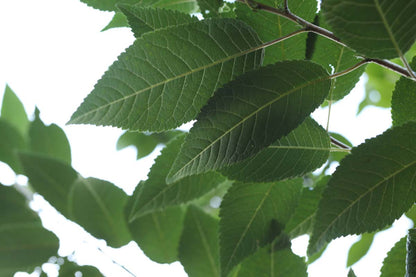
[347, 232, 375, 267]
[309, 122, 416, 255]
[381, 237, 406, 277]
[167, 61, 330, 184]
[219, 178, 302, 276]
[392, 56, 416, 127]
[1, 85, 29, 136]
[118, 5, 198, 38]
[179, 205, 220, 277]
[0, 185, 59, 276]
[221, 117, 330, 183]
[68, 177, 131, 248]
[127, 134, 224, 221]
[322, 0, 416, 59]
[69, 19, 263, 131]
[236, 0, 317, 64]
[407, 229, 416, 277]
[0, 119, 26, 173]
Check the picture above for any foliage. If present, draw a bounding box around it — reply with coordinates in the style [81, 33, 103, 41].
[2, 0, 416, 276]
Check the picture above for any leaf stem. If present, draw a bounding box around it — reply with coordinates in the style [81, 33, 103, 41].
[330, 136, 351, 150]
[329, 60, 369, 79]
[260, 28, 308, 49]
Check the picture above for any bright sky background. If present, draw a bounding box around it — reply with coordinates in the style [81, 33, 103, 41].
[0, 0, 412, 276]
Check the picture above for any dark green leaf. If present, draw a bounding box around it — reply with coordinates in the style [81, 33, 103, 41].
[0, 119, 26, 173]
[179, 205, 220, 277]
[59, 259, 103, 277]
[69, 19, 263, 131]
[347, 232, 375, 267]
[29, 109, 71, 164]
[0, 185, 59, 276]
[118, 5, 198, 38]
[127, 206, 186, 263]
[68, 178, 131, 248]
[136, 0, 198, 13]
[127, 134, 224, 220]
[80, 0, 139, 11]
[101, 12, 129, 32]
[221, 117, 330, 183]
[348, 269, 357, 277]
[381, 237, 406, 277]
[407, 229, 416, 277]
[322, 0, 416, 59]
[311, 15, 365, 101]
[197, 0, 222, 17]
[285, 176, 329, 238]
[236, 0, 317, 64]
[19, 153, 78, 218]
[219, 178, 302, 276]
[1, 85, 29, 136]
[116, 129, 182, 159]
[309, 122, 416, 255]
[167, 61, 330, 183]
[392, 56, 416, 126]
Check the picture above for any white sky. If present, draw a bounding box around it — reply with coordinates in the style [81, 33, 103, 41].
[0, 0, 411, 276]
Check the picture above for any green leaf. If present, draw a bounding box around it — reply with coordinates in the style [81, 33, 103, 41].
[127, 134, 224, 220]
[127, 206, 186, 263]
[322, 0, 416, 59]
[381, 237, 406, 277]
[137, 0, 198, 13]
[167, 61, 330, 184]
[1, 85, 29, 136]
[392, 56, 416, 127]
[116, 129, 182, 159]
[0, 119, 26, 173]
[19, 153, 78, 218]
[179, 205, 220, 277]
[309, 122, 416, 255]
[118, 5, 198, 38]
[68, 177, 131, 248]
[236, 0, 317, 64]
[219, 178, 302, 276]
[311, 15, 365, 101]
[221, 117, 330, 183]
[407, 229, 416, 277]
[101, 12, 129, 32]
[59, 259, 103, 277]
[348, 269, 357, 277]
[29, 109, 71, 164]
[0, 185, 59, 276]
[285, 176, 329, 238]
[347, 232, 375, 267]
[197, 0, 222, 17]
[69, 19, 263, 131]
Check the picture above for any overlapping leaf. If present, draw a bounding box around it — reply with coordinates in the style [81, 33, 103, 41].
[167, 61, 330, 184]
[309, 122, 416, 254]
[322, 0, 416, 59]
[221, 117, 330, 183]
[219, 178, 302, 276]
[69, 19, 263, 131]
[381, 237, 406, 277]
[408, 229, 416, 276]
[80, 0, 138, 11]
[0, 185, 59, 276]
[1, 85, 29, 136]
[118, 5, 198, 37]
[127, 134, 224, 221]
[0, 119, 26, 173]
[101, 12, 129, 32]
[236, 0, 317, 64]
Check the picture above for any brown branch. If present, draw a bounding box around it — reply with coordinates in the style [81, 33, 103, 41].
[330, 136, 351, 150]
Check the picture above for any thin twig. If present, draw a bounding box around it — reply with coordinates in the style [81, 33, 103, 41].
[329, 60, 370, 79]
[330, 136, 351, 150]
[400, 56, 416, 79]
[94, 244, 137, 277]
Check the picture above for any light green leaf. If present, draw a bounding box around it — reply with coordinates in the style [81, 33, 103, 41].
[127, 206, 186, 263]
[68, 177, 131, 248]
[236, 0, 317, 64]
[309, 122, 416, 255]
[29, 109, 71, 164]
[347, 232, 375, 267]
[285, 176, 329, 239]
[219, 178, 302, 276]
[381, 237, 406, 277]
[19, 153, 78, 218]
[69, 19, 263, 131]
[116, 129, 182, 159]
[80, 0, 139, 11]
[1, 85, 29, 136]
[127, 134, 224, 221]
[101, 12, 129, 32]
[167, 61, 330, 184]
[407, 229, 416, 277]
[221, 117, 330, 183]
[311, 15, 365, 101]
[392, 56, 416, 127]
[179, 205, 220, 277]
[197, 0, 222, 17]
[0, 185, 59, 276]
[0, 119, 26, 173]
[322, 0, 416, 59]
[118, 5, 198, 38]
